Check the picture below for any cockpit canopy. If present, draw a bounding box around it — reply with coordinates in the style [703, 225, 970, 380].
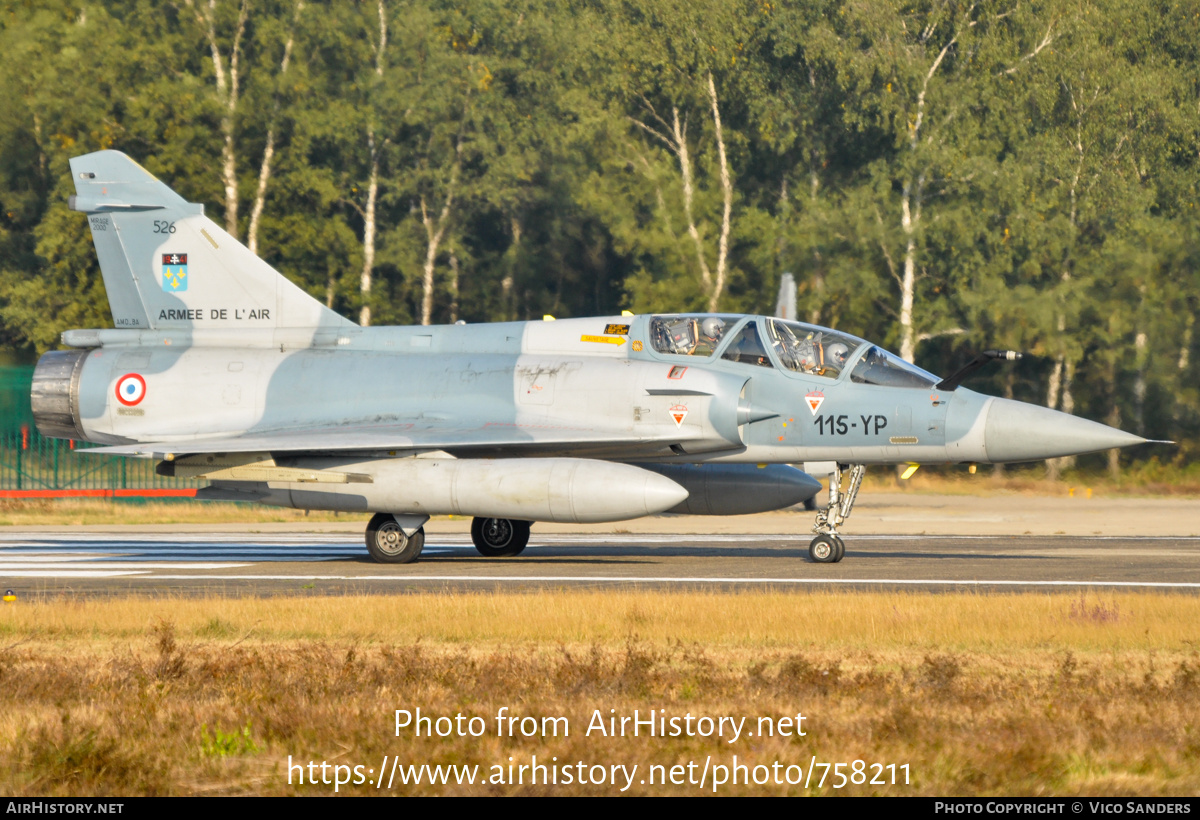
[648, 314, 940, 388]
[848, 344, 940, 389]
[648, 314, 741, 357]
[762, 318, 860, 379]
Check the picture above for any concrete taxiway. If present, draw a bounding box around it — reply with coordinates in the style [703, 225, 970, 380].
[2, 530, 1199, 596]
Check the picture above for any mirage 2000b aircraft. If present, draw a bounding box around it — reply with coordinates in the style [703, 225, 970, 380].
[31, 151, 1158, 564]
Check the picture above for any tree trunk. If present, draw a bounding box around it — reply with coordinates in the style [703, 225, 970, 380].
[417, 104, 465, 326]
[1060, 358, 1076, 475]
[706, 72, 732, 313]
[1179, 311, 1194, 372]
[448, 251, 460, 323]
[247, 130, 275, 256]
[1047, 358, 1077, 479]
[1046, 357, 1062, 412]
[359, 133, 379, 326]
[807, 171, 824, 326]
[248, 0, 304, 256]
[219, 77, 241, 239]
[898, 175, 923, 363]
[420, 197, 439, 326]
[1107, 356, 1121, 481]
[419, 195, 452, 326]
[895, 35, 954, 363]
[1174, 309, 1194, 441]
[776, 176, 789, 280]
[1107, 405, 1122, 480]
[219, 2, 248, 239]
[670, 107, 713, 296]
[502, 216, 520, 321]
[628, 91, 731, 309]
[1048, 87, 1086, 478]
[1133, 329, 1147, 435]
[1045, 354, 1064, 481]
[359, 0, 387, 327]
[187, 0, 249, 239]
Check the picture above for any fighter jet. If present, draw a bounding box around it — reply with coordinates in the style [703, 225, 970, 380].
[30, 151, 1160, 563]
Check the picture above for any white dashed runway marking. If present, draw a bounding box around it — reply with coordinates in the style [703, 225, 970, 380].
[1, 533, 1198, 587]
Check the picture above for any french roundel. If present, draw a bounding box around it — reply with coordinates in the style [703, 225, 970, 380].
[115, 373, 146, 406]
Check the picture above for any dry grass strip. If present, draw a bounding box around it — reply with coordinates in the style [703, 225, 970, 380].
[1, 590, 1198, 795]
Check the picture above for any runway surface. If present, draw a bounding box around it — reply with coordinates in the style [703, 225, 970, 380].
[2, 530, 1200, 595]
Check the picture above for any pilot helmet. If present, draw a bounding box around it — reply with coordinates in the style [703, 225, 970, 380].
[699, 317, 725, 339]
[826, 342, 851, 367]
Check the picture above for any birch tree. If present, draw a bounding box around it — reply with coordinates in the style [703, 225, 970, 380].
[373, 7, 488, 327]
[624, 75, 734, 312]
[0, 2, 122, 351]
[1016, 1, 1189, 475]
[587, 0, 752, 314]
[359, 0, 387, 326]
[815, 0, 1056, 362]
[246, 0, 305, 256]
[182, 0, 250, 238]
[415, 107, 467, 326]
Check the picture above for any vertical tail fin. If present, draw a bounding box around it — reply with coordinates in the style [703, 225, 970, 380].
[69, 150, 353, 331]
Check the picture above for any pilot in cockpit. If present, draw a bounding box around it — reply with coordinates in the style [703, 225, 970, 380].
[791, 333, 850, 376]
[693, 317, 726, 356]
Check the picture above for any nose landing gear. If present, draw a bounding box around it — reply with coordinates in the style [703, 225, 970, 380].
[809, 463, 864, 563]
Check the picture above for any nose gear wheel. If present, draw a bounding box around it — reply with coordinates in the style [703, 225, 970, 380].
[809, 534, 838, 563]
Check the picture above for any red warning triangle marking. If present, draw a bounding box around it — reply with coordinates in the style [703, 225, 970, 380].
[805, 391, 825, 415]
[669, 404, 689, 427]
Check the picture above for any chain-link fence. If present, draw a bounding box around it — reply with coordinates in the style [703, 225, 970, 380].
[0, 366, 34, 434]
[0, 426, 201, 495]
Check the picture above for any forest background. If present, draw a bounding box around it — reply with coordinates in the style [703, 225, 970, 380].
[0, 0, 1197, 471]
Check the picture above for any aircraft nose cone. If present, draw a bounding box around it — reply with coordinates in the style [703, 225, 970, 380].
[983, 398, 1147, 463]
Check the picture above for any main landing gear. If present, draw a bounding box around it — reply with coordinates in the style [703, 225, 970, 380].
[365, 512, 426, 564]
[471, 517, 531, 557]
[809, 463, 865, 564]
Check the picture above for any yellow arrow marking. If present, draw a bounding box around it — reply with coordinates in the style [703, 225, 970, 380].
[580, 335, 626, 345]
